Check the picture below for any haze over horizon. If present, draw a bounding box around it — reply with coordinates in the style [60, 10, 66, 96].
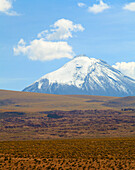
[0, 0, 135, 91]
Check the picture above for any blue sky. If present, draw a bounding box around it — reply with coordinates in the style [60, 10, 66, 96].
[0, 0, 135, 91]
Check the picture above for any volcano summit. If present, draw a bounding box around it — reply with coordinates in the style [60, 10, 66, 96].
[23, 55, 135, 97]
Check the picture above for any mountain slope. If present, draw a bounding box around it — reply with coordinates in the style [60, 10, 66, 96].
[23, 55, 135, 97]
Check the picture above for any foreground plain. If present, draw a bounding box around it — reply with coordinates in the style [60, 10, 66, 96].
[0, 138, 135, 169]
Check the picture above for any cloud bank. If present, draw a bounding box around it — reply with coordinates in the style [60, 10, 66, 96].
[14, 19, 84, 61]
[123, 2, 135, 11]
[0, 0, 18, 16]
[112, 62, 135, 79]
[88, 0, 110, 14]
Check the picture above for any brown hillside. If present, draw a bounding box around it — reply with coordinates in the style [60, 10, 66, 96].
[0, 89, 120, 112]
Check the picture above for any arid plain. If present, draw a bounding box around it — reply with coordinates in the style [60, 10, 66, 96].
[0, 90, 135, 169]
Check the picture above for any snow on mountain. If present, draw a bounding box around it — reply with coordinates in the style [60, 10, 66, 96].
[23, 55, 135, 97]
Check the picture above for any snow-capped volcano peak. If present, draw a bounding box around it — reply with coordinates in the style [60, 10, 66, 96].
[23, 55, 135, 97]
[38, 56, 104, 88]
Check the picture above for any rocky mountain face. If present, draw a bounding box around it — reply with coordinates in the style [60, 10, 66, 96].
[23, 55, 135, 97]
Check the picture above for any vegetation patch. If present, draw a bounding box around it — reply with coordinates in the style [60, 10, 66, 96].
[0, 99, 15, 106]
[47, 113, 63, 119]
[0, 112, 25, 119]
[0, 138, 135, 169]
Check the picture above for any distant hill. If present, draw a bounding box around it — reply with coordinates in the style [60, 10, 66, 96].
[0, 90, 135, 112]
[0, 89, 117, 112]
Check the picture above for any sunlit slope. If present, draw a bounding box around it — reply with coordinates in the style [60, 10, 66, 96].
[0, 90, 118, 112]
[1, 90, 135, 113]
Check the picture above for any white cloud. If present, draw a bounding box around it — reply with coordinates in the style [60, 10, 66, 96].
[123, 2, 135, 11]
[112, 62, 135, 79]
[14, 39, 74, 61]
[0, 0, 11, 12]
[88, 0, 110, 14]
[38, 18, 84, 41]
[0, 0, 19, 16]
[14, 19, 84, 61]
[78, 2, 86, 8]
